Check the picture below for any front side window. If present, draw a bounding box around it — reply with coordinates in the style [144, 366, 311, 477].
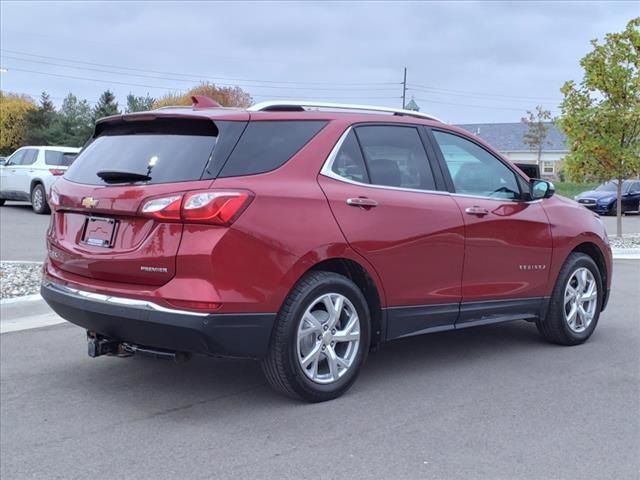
[6, 149, 26, 166]
[355, 125, 435, 190]
[432, 130, 521, 200]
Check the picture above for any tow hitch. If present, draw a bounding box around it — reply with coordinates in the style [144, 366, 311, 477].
[86, 331, 191, 363]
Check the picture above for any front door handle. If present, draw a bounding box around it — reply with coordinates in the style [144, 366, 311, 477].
[347, 197, 378, 208]
[465, 206, 489, 216]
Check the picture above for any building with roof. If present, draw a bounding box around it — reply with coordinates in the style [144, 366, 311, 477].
[457, 122, 567, 178]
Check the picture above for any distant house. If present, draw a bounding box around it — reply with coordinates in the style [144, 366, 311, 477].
[457, 122, 567, 178]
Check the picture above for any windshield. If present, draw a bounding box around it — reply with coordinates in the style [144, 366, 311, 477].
[595, 181, 618, 192]
[595, 181, 634, 193]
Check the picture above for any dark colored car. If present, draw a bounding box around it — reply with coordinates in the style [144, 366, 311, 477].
[574, 180, 640, 215]
[41, 98, 613, 402]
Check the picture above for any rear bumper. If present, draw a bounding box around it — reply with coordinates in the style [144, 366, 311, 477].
[41, 281, 276, 359]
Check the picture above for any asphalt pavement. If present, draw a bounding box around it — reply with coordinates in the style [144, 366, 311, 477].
[1, 259, 638, 480]
[1, 200, 639, 262]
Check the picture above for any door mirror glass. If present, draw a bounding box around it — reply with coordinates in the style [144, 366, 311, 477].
[530, 179, 555, 200]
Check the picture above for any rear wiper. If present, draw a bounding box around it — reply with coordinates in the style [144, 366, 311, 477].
[96, 170, 151, 183]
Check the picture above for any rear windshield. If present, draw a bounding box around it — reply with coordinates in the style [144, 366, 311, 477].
[45, 150, 77, 166]
[65, 119, 219, 186]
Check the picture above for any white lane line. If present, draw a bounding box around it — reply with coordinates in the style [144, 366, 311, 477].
[0, 313, 67, 334]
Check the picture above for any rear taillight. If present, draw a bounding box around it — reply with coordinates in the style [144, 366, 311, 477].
[49, 168, 65, 176]
[140, 190, 253, 225]
[141, 195, 182, 221]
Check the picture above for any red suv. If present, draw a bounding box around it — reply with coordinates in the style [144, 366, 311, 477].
[41, 98, 612, 402]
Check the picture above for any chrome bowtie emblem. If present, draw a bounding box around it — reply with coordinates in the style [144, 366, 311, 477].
[81, 197, 98, 208]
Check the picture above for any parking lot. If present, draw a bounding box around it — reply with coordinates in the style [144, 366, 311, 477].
[0, 201, 638, 479]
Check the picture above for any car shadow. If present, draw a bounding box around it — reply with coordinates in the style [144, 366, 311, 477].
[78, 319, 548, 414]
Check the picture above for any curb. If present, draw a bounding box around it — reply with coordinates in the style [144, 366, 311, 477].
[0, 293, 42, 305]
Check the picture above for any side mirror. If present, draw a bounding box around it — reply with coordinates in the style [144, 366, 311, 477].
[0, 159, 6, 167]
[530, 179, 555, 200]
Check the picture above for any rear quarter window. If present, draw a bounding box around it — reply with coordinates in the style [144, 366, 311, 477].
[45, 151, 77, 166]
[219, 120, 327, 177]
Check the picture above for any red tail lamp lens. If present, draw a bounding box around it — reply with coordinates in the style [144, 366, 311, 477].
[182, 191, 253, 225]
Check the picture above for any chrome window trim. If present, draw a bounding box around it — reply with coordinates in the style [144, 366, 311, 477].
[319, 126, 450, 197]
[320, 126, 543, 203]
[43, 281, 209, 317]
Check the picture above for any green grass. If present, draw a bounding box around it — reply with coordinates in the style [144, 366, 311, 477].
[553, 181, 600, 199]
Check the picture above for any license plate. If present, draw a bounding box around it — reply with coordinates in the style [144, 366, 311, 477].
[81, 217, 116, 248]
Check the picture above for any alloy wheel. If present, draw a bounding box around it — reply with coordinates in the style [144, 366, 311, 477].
[32, 187, 44, 211]
[564, 267, 598, 333]
[296, 293, 361, 384]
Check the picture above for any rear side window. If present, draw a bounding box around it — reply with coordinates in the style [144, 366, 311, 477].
[21, 149, 39, 165]
[355, 125, 436, 190]
[65, 119, 219, 186]
[45, 150, 77, 166]
[219, 121, 326, 177]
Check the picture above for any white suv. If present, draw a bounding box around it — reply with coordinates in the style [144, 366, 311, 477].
[0, 146, 80, 213]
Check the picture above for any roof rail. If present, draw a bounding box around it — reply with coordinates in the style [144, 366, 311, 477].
[248, 100, 444, 123]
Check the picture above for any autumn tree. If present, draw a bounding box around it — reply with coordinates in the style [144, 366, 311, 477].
[93, 90, 120, 121]
[521, 106, 553, 167]
[0, 92, 36, 155]
[126, 93, 156, 113]
[558, 17, 640, 237]
[153, 82, 253, 109]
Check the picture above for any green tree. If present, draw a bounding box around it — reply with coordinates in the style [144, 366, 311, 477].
[126, 93, 156, 113]
[93, 90, 120, 121]
[521, 106, 553, 168]
[48, 93, 94, 147]
[558, 17, 640, 237]
[0, 91, 36, 155]
[24, 92, 58, 145]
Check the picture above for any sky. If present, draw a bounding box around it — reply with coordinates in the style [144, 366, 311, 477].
[1, 1, 638, 123]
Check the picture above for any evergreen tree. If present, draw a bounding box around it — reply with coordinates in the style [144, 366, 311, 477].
[48, 93, 94, 147]
[93, 90, 120, 121]
[126, 93, 156, 113]
[23, 92, 58, 145]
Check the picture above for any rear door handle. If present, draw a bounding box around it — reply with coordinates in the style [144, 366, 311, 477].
[465, 206, 489, 216]
[347, 197, 378, 208]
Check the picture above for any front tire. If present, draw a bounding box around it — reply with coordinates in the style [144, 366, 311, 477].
[536, 253, 602, 345]
[262, 271, 371, 402]
[31, 184, 50, 214]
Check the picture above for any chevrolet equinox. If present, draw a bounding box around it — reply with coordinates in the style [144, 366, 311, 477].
[41, 97, 613, 402]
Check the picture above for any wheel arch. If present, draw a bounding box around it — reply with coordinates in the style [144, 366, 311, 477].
[29, 178, 45, 194]
[569, 241, 610, 311]
[281, 247, 387, 349]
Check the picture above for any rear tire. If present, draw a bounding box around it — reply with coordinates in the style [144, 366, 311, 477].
[31, 184, 50, 214]
[261, 271, 371, 402]
[0, 199, 5, 206]
[536, 253, 602, 346]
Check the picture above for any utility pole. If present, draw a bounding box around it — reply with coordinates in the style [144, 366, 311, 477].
[401, 67, 407, 109]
